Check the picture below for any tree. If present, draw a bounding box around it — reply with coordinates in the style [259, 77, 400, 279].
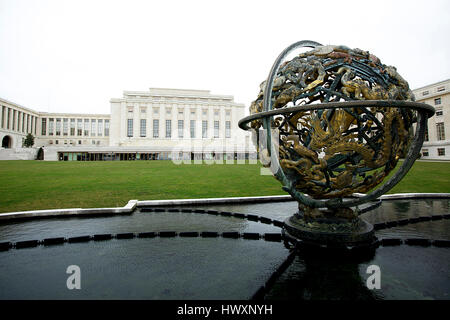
[23, 133, 35, 148]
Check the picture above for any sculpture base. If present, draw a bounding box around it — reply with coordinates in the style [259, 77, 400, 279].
[283, 211, 375, 248]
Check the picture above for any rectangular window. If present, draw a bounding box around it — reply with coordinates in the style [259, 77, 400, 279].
[424, 126, 429, 142]
[104, 120, 110, 136]
[422, 91, 429, 96]
[422, 149, 429, 157]
[437, 122, 445, 140]
[214, 121, 219, 138]
[436, 110, 443, 116]
[190, 120, 195, 138]
[48, 118, 54, 136]
[438, 148, 445, 156]
[17, 111, 21, 132]
[12, 110, 16, 131]
[202, 109, 207, 116]
[153, 119, 159, 138]
[41, 118, 47, 136]
[140, 119, 147, 137]
[84, 119, 89, 136]
[63, 119, 68, 136]
[166, 120, 171, 138]
[17, 110, 21, 132]
[70, 119, 75, 136]
[98, 120, 103, 136]
[77, 119, 83, 136]
[6, 108, 10, 130]
[225, 121, 231, 138]
[226, 110, 231, 116]
[21, 111, 24, 132]
[56, 118, 61, 136]
[1, 106, 4, 129]
[91, 120, 96, 136]
[437, 86, 445, 92]
[140, 107, 146, 114]
[178, 120, 184, 138]
[435, 98, 441, 105]
[202, 121, 207, 138]
[127, 119, 133, 137]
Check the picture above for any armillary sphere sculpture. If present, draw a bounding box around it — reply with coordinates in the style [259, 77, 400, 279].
[239, 40, 435, 248]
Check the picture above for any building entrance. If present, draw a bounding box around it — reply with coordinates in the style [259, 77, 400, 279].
[2, 136, 11, 148]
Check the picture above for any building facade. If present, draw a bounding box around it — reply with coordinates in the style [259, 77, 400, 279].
[109, 88, 252, 161]
[1, 98, 40, 148]
[3, 81, 448, 161]
[412, 79, 450, 160]
[0, 88, 256, 161]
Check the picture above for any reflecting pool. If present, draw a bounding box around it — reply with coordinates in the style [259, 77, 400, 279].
[0, 198, 449, 300]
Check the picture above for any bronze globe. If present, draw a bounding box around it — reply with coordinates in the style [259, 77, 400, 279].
[239, 40, 434, 247]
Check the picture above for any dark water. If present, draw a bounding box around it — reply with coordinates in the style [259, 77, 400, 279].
[0, 210, 279, 243]
[0, 238, 287, 300]
[0, 199, 449, 300]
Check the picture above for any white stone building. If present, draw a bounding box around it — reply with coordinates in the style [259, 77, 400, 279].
[3, 80, 448, 162]
[0, 88, 256, 161]
[412, 79, 450, 160]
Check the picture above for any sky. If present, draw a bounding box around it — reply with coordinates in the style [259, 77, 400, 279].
[0, 0, 449, 115]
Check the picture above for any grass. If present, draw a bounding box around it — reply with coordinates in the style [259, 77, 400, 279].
[387, 160, 450, 194]
[0, 160, 449, 213]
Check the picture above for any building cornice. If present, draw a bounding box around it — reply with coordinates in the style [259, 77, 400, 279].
[110, 97, 245, 108]
[412, 78, 450, 92]
[422, 141, 450, 147]
[122, 88, 236, 101]
[39, 112, 110, 118]
[0, 97, 41, 116]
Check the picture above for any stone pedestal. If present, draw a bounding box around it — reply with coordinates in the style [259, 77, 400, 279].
[283, 212, 375, 248]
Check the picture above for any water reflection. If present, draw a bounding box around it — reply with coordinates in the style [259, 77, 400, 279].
[0, 198, 449, 300]
[0, 210, 279, 243]
[265, 249, 383, 300]
[0, 238, 289, 300]
[392, 201, 410, 213]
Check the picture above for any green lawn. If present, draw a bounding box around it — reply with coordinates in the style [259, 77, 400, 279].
[0, 160, 449, 213]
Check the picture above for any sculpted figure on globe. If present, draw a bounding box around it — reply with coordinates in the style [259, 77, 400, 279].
[239, 41, 434, 248]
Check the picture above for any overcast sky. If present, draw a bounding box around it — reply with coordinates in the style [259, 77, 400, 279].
[0, 0, 449, 115]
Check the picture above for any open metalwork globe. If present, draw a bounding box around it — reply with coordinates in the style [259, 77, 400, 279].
[239, 41, 434, 243]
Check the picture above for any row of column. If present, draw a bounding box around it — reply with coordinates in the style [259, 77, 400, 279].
[1, 105, 37, 135]
[123, 103, 233, 139]
[127, 118, 231, 139]
[42, 117, 110, 138]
